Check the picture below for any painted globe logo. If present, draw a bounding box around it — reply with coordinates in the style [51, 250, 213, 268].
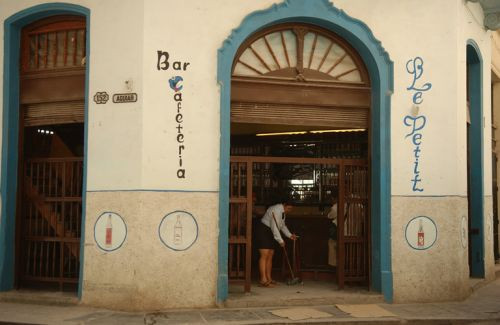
[169, 76, 183, 92]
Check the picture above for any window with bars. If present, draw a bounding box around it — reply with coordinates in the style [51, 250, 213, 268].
[21, 16, 86, 73]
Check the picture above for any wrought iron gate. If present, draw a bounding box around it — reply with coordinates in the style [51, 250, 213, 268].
[19, 158, 83, 290]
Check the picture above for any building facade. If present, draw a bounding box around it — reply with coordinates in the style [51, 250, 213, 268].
[0, 0, 498, 311]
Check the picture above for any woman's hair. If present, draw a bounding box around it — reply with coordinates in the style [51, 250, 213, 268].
[281, 196, 293, 206]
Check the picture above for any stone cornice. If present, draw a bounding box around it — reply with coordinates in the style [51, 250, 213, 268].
[468, 0, 500, 30]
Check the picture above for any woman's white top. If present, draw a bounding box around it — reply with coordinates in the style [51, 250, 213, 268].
[261, 203, 292, 244]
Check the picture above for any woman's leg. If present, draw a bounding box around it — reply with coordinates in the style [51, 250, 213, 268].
[265, 249, 274, 283]
[259, 249, 271, 284]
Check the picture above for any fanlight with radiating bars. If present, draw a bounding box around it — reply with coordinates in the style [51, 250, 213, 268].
[232, 25, 368, 84]
[230, 24, 371, 131]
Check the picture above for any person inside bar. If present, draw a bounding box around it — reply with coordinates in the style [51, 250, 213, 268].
[254, 199, 297, 287]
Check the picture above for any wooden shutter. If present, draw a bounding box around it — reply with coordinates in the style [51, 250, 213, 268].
[24, 101, 84, 126]
[231, 102, 368, 128]
[231, 77, 370, 129]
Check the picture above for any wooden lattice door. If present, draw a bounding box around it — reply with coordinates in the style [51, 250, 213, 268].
[337, 161, 370, 288]
[228, 158, 253, 291]
[20, 158, 83, 289]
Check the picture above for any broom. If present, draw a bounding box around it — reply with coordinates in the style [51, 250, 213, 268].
[272, 212, 301, 285]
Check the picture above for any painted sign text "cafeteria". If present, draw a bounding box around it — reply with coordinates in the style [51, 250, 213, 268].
[404, 57, 432, 192]
[157, 51, 190, 179]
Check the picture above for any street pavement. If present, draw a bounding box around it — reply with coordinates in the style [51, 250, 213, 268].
[0, 277, 499, 324]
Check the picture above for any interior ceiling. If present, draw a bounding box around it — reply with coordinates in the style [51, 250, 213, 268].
[231, 122, 348, 135]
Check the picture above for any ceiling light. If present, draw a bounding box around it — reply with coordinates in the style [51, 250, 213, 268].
[310, 128, 366, 134]
[256, 128, 366, 136]
[256, 131, 307, 136]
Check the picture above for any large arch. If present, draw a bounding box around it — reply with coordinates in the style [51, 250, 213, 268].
[217, 0, 393, 303]
[0, 3, 90, 298]
[466, 40, 485, 278]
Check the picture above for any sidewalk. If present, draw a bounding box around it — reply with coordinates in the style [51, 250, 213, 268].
[0, 278, 499, 324]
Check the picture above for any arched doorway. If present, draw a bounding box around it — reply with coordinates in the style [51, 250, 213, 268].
[227, 23, 371, 292]
[0, 4, 90, 295]
[217, 0, 393, 303]
[15, 15, 86, 292]
[466, 41, 485, 278]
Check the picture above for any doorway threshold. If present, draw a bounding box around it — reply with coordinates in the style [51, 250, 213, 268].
[226, 280, 384, 308]
[0, 289, 78, 306]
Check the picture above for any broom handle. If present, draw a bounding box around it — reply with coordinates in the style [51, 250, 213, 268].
[272, 212, 296, 279]
[293, 237, 298, 274]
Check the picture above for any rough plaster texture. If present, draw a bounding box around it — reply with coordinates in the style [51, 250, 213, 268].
[392, 196, 496, 303]
[81, 191, 218, 311]
[392, 196, 470, 303]
[484, 195, 496, 281]
[495, 82, 500, 256]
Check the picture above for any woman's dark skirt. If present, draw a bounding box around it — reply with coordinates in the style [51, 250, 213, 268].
[254, 221, 279, 250]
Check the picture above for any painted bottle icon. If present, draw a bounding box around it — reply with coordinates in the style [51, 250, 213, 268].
[417, 219, 424, 247]
[105, 214, 113, 248]
[174, 215, 183, 245]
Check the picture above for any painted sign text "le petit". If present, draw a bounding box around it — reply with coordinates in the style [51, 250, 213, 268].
[404, 57, 432, 192]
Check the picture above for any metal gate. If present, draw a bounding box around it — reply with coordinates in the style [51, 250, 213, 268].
[19, 158, 83, 289]
[228, 156, 369, 291]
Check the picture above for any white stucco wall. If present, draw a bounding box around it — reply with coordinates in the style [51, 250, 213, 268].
[0, 0, 496, 310]
[335, 0, 462, 197]
[86, 0, 145, 191]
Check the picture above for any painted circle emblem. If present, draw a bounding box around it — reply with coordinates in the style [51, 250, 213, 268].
[94, 212, 127, 252]
[159, 211, 198, 251]
[461, 215, 468, 248]
[404, 216, 437, 250]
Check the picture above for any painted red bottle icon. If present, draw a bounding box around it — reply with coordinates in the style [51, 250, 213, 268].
[417, 219, 424, 247]
[105, 214, 113, 248]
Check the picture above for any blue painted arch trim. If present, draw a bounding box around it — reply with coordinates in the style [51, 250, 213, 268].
[217, 0, 393, 303]
[0, 3, 90, 298]
[466, 39, 485, 278]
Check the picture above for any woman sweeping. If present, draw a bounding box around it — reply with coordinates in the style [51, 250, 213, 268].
[255, 200, 297, 287]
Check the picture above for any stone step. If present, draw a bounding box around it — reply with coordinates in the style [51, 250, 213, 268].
[226, 282, 384, 308]
[0, 290, 78, 307]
